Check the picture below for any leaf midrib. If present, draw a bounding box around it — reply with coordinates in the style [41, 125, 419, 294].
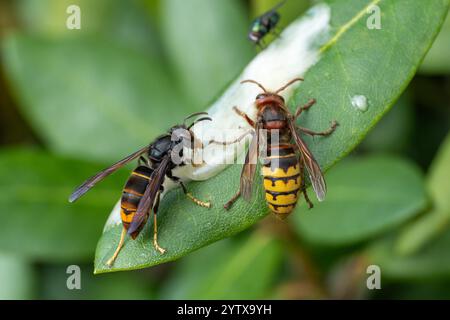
[320, 0, 383, 54]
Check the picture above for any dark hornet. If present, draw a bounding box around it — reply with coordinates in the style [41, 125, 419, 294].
[69, 112, 212, 267]
[248, 0, 287, 48]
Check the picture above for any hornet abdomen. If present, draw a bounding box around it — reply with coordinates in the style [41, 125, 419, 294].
[262, 144, 301, 219]
[120, 166, 153, 239]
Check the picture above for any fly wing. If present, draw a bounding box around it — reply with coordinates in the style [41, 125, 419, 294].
[288, 119, 327, 201]
[127, 156, 170, 235]
[271, 0, 287, 12]
[240, 121, 262, 201]
[69, 146, 149, 203]
[261, 0, 286, 17]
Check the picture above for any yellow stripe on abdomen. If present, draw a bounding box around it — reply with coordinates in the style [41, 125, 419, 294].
[261, 165, 300, 178]
[265, 191, 299, 206]
[262, 159, 302, 217]
[263, 176, 300, 192]
[120, 208, 135, 224]
[268, 204, 295, 215]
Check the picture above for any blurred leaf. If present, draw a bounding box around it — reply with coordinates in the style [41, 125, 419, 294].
[40, 265, 153, 299]
[159, 232, 283, 299]
[160, 0, 253, 107]
[2, 35, 184, 162]
[16, 0, 159, 54]
[0, 253, 35, 299]
[420, 8, 450, 74]
[95, 0, 449, 273]
[395, 210, 450, 256]
[16, 0, 77, 37]
[141, 0, 161, 21]
[361, 93, 414, 154]
[0, 148, 127, 261]
[91, 0, 161, 55]
[396, 132, 450, 255]
[427, 132, 450, 210]
[292, 156, 427, 246]
[373, 281, 450, 299]
[370, 229, 450, 280]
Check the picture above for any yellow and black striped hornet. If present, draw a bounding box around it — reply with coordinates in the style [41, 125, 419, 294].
[212, 78, 338, 219]
[69, 112, 212, 266]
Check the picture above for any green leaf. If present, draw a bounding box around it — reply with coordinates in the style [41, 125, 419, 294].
[370, 229, 450, 280]
[40, 265, 153, 299]
[420, 8, 450, 74]
[159, 232, 283, 299]
[361, 93, 414, 154]
[93, 0, 449, 272]
[396, 132, 450, 255]
[0, 148, 127, 261]
[292, 156, 427, 246]
[160, 0, 253, 107]
[0, 253, 35, 299]
[1, 35, 185, 162]
[369, 134, 450, 279]
[16, 0, 159, 54]
[395, 210, 450, 256]
[426, 133, 450, 210]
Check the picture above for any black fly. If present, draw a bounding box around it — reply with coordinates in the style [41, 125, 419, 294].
[248, 0, 287, 48]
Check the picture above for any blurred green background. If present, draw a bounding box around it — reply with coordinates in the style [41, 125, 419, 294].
[0, 0, 449, 299]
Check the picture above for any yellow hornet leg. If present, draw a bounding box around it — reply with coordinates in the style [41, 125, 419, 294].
[106, 227, 126, 267]
[186, 193, 211, 208]
[179, 181, 211, 208]
[153, 214, 166, 254]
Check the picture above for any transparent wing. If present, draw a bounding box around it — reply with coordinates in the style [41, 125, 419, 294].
[69, 146, 149, 203]
[240, 121, 262, 201]
[262, 0, 286, 17]
[288, 119, 327, 201]
[127, 156, 170, 235]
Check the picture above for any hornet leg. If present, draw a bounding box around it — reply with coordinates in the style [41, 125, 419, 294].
[233, 106, 255, 127]
[106, 227, 127, 267]
[298, 120, 338, 137]
[224, 190, 241, 210]
[294, 99, 316, 119]
[168, 171, 211, 208]
[208, 129, 253, 146]
[178, 180, 211, 208]
[152, 193, 166, 254]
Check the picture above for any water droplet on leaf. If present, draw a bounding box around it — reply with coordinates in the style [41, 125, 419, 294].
[351, 95, 369, 112]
